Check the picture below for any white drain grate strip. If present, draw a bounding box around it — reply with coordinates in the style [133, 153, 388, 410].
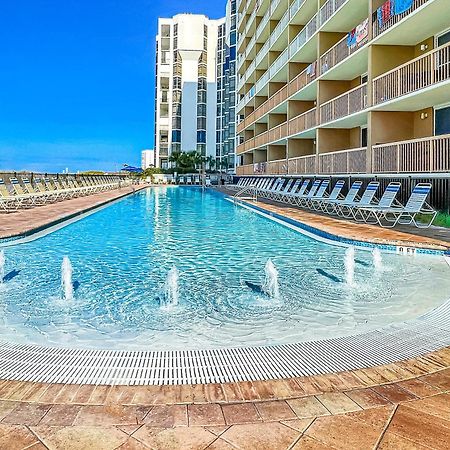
[0, 299, 449, 385]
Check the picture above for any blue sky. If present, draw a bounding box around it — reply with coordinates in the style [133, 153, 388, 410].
[0, 0, 225, 173]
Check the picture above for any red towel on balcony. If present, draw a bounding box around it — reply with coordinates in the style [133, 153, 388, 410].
[377, 0, 394, 28]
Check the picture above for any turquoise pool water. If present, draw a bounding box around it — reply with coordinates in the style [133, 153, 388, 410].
[0, 187, 449, 350]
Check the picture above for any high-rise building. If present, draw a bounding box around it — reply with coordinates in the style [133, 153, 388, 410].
[141, 149, 155, 169]
[235, 0, 450, 181]
[154, 14, 225, 169]
[216, 0, 238, 173]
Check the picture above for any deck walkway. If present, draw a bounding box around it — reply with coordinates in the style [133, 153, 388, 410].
[0, 184, 150, 240]
[216, 186, 450, 251]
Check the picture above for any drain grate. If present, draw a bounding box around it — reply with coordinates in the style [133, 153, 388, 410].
[0, 299, 449, 385]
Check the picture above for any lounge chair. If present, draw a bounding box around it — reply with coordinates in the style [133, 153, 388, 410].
[321, 181, 363, 215]
[273, 179, 294, 202]
[285, 179, 310, 205]
[358, 183, 436, 228]
[338, 181, 380, 220]
[304, 179, 330, 209]
[280, 179, 302, 203]
[0, 178, 23, 212]
[312, 180, 345, 212]
[295, 179, 322, 207]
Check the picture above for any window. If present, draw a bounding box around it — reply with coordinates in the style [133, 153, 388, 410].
[173, 77, 182, 89]
[172, 130, 181, 142]
[437, 29, 450, 46]
[198, 78, 207, 90]
[197, 91, 207, 103]
[197, 117, 207, 129]
[197, 130, 206, 143]
[197, 143, 206, 155]
[435, 105, 450, 135]
[172, 116, 181, 129]
[197, 104, 207, 116]
[361, 127, 368, 147]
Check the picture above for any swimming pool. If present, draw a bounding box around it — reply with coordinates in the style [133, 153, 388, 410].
[0, 186, 449, 352]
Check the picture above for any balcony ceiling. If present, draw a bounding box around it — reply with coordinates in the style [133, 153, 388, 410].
[320, 110, 368, 129]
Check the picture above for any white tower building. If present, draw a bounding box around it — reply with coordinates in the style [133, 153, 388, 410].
[154, 14, 225, 168]
[141, 149, 155, 169]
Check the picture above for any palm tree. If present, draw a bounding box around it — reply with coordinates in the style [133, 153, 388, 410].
[206, 155, 216, 172]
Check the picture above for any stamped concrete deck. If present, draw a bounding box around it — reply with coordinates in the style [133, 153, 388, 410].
[0, 348, 448, 449]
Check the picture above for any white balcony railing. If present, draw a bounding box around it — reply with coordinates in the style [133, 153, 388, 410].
[372, 134, 450, 173]
[320, 83, 367, 124]
[373, 0, 429, 38]
[289, 13, 318, 57]
[320, 22, 369, 75]
[319, 0, 348, 26]
[319, 147, 367, 174]
[373, 42, 450, 105]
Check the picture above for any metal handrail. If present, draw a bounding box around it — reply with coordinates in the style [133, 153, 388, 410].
[233, 184, 258, 202]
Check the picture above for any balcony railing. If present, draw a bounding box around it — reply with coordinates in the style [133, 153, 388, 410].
[236, 163, 264, 176]
[372, 135, 450, 173]
[288, 155, 316, 174]
[373, 42, 450, 105]
[373, 0, 429, 38]
[288, 108, 317, 135]
[289, 13, 318, 57]
[288, 61, 318, 96]
[320, 83, 367, 124]
[319, 147, 367, 174]
[320, 25, 368, 75]
[268, 122, 289, 143]
[319, 0, 348, 26]
[267, 159, 288, 175]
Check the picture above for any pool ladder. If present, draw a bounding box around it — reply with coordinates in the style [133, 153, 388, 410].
[233, 184, 258, 203]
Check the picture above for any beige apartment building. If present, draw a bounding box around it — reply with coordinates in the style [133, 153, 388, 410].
[235, 0, 450, 179]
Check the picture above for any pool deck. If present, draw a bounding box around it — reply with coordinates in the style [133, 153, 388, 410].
[216, 186, 450, 252]
[0, 184, 449, 448]
[0, 348, 448, 449]
[0, 183, 151, 240]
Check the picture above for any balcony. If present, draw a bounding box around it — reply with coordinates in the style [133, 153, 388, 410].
[319, 25, 368, 76]
[372, 134, 450, 173]
[372, 0, 429, 39]
[237, 63, 317, 134]
[288, 154, 316, 174]
[289, 13, 318, 58]
[319, 0, 348, 26]
[267, 159, 288, 175]
[320, 83, 367, 124]
[268, 122, 289, 143]
[288, 61, 318, 96]
[288, 108, 317, 135]
[236, 162, 267, 176]
[237, 85, 289, 134]
[318, 147, 367, 174]
[373, 42, 450, 105]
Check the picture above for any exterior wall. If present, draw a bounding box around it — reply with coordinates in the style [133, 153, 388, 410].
[236, 0, 450, 176]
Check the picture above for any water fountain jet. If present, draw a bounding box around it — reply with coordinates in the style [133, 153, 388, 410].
[0, 250, 5, 284]
[61, 256, 74, 301]
[372, 248, 383, 272]
[345, 247, 355, 287]
[262, 259, 280, 300]
[162, 266, 179, 307]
